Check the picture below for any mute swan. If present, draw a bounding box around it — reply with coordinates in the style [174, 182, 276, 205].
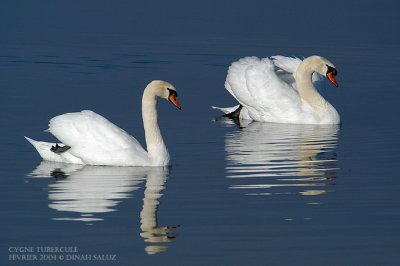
[25, 80, 181, 166]
[213, 55, 340, 124]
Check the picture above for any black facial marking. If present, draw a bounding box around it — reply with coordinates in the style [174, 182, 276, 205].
[167, 88, 178, 97]
[326, 64, 338, 76]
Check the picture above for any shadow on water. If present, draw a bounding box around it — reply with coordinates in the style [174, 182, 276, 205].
[218, 119, 340, 202]
[26, 162, 178, 255]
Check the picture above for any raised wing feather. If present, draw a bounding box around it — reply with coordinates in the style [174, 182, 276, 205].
[271, 55, 302, 74]
[272, 55, 325, 91]
[225, 56, 302, 122]
[271, 55, 302, 87]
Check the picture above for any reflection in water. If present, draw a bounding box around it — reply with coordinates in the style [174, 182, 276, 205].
[222, 120, 339, 201]
[140, 168, 178, 255]
[27, 162, 178, 254]
[28, 161, 146, 222]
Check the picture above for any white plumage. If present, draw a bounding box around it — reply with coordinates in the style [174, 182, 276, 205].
[27, 110, 148, 165]
[214, 55, 340, 124]
[25, 80, 181, 166]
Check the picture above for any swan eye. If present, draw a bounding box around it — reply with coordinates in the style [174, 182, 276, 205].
[326, 65, 337, 76]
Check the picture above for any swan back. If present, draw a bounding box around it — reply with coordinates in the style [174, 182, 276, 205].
[49, 110, 150, 166]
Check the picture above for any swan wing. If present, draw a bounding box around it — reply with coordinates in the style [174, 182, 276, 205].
[48, 110, 149, 166]
[271, 55, 302, 87]
[271, 55, 302, 74]
[225, 56, 302, 122]
[271, 55, 325, 91]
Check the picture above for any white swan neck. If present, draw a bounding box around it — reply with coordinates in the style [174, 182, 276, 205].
[142, 86, 169, 166]
[295, 60, 326, 109]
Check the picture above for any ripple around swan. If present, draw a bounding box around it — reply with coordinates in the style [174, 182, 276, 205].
[223, 121, 339, 198]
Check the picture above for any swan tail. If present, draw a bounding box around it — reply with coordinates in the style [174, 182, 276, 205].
[212, 105, 241, 115]
[222, 105, 243, 119]
[25, 137, 63, 162]
[24, 136, 82, 164]
[212, 105, 252, 121]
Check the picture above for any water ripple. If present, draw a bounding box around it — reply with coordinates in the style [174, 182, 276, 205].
[223, 121, 339, 198]
[26, 162, 179, 254]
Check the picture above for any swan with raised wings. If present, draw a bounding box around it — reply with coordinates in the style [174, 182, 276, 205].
[25, 80, 181, 166]
[213, 55, 340, 124]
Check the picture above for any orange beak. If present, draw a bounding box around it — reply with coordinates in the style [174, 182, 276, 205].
[326, 72, 339, 87]
[168, 94, 181, 110]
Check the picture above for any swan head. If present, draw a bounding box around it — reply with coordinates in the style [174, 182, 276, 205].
[148, 80, 181, 110]
[306, 56, 339, 87]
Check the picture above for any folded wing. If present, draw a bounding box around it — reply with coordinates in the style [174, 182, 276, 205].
[48, 110, 149, 166]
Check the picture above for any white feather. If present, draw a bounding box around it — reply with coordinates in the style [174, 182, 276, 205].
[47, 110, 149, 166]
[26, 80, 180, 166]
[216, 55, 340, 124]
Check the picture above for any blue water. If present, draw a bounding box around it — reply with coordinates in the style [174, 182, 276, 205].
[1, 1, 400, 265]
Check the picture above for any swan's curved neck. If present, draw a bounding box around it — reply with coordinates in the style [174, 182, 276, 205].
[142, 86, 169, 165]
[295, 62, 326, 110]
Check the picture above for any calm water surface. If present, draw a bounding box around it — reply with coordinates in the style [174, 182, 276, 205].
[1, 1, 400, 265]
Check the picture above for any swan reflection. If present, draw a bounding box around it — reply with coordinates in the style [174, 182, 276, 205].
[140, 167, 178, 255]
[222, 120, 339, 199]
[27, 162, 177, 254]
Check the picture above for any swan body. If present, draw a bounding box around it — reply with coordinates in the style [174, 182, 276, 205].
[25, 80, 181, 166]
[213, 55, 340, 124]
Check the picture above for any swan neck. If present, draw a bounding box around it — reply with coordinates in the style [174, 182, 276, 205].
[295, 63, 326, 109]
[142, 87, 169, 165]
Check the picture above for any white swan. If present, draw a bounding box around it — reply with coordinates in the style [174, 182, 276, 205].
[25, 80, 181, 166]
[213, 55, 340, 124]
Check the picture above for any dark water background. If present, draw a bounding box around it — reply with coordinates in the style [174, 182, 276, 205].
[1, 1, 400, 265]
